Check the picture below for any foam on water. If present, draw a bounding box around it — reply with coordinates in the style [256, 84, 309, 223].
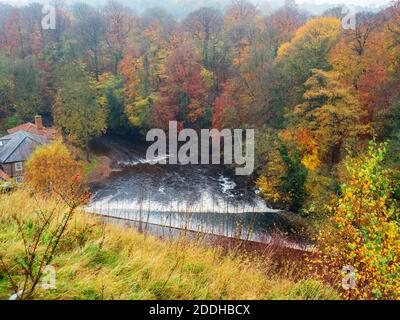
[87, 187, 277, 215]
[117, 154, 170, 167]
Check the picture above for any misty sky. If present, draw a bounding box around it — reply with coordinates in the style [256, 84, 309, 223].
[297, 0, 390, 4]
[4, 0, 393, 5]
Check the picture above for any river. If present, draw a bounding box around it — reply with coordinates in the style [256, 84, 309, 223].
[86, 136, 304, 248]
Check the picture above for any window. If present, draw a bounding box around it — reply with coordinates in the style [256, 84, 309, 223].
[16, 176, 24, 183]
[15, 162, 23, 172]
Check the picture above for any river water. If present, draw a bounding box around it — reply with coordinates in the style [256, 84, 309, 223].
[87, 136, 300, 246]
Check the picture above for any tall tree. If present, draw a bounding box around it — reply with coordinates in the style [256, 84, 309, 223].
[12, 56, 43, 121]
[265, 0, 308, 44]
[54, 62, 108, 159]
[72, 3, 106, 81]
[291, 69, 369, 166]
[276, 17, 342, 108]
[103, 0, 135, 74]
[183, 7, 222, 68]
[153, 39, 208, 129]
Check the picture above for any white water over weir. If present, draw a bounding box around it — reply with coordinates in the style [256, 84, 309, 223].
[85, 194, 311, 251]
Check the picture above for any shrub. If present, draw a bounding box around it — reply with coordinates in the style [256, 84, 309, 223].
[257, 143, 308, 212]
[0, 181, 17, 194]
[24, 140, 86, 198]
[316, 141, 400, 300]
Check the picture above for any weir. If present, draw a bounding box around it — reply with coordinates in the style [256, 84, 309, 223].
[85, 202, 312, 251]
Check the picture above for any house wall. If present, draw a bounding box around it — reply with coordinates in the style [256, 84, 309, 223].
[1, 162, 24, 178]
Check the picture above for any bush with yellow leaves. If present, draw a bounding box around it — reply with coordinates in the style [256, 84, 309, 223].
[24, 140, 87, 199]
[316, 141, 400, 300]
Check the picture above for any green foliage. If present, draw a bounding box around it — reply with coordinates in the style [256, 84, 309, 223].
[125, 95, 154, 134]
[279, 145, 308, 212]
[12, 57, 43, 121]
[54, 63, 108, 156]
[0, 55, 13, 114]
[389, 100, 400, 136]
[3, 115, 23, 130]
[95, 74, 130, 134]
[256, 137, 308, 213]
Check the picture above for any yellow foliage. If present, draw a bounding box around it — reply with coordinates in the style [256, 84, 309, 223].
[291, 17, 341, 44]
[256, 175, 282, 204]
[301, 151, 320, 171]
[200, 67, 215, 90]
[276, 42, 290, 60]
[277, 17, 341, 61]
[280, 128, 321, 171]
[25, 140, 85, 196]
[315, 142, 400, 300]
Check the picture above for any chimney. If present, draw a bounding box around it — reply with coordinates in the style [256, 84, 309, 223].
[35, 115, 43, 130]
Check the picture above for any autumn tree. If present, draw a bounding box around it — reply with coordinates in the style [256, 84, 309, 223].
[0, 9, 27, 58]
[183, 7, 222, 68]
[103, 0, 135, 74]
[265, 0, 308, 44]
[153, 40, 209, 129]
[276, 17, 342, 108]
[291, 69, 369, 167]
[352, 12, 381, 56]
[212, 28, 280, 129]
[222, 0, 261, 68]
[328, 11, 383, 91]
[119, 8, 176, 133]
[72, 3, 106, 81]
[329, 11, 395, 136]
[25, 140, 85, 196]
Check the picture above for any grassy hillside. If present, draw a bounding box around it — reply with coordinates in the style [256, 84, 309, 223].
[0, 191, 338, 300]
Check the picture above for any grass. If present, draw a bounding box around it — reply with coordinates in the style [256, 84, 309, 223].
[84, 155, 101, 175]
[0, 190, 339, 300]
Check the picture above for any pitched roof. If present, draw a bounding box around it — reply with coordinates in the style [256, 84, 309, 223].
[0, 131, 48, 164]
[7, 122, 57, 140]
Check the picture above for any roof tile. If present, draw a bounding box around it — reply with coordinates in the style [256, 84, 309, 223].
[0, 131, 48, 163]
[7, 122, 57, 140]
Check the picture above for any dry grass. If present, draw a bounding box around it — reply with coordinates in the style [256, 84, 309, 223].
[0, 190, 338, 300]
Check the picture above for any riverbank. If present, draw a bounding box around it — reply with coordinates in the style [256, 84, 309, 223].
[86, 156, 113, 184]
[0, 191, 338, 300]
